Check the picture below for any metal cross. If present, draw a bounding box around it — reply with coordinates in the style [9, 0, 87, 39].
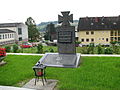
[58, 11, 73, 26]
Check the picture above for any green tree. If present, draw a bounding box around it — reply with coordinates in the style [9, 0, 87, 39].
[44, 23, 56, 41]
[25, 17, 40, 42]
[44, 31, 49, 40]
[37, 44, 43, 53]
[5, 45, 11, 52]
[13, 44, 19, 53]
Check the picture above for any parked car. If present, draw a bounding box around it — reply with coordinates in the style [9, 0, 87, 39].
[21, 42, 32, 48]
[31, 42, 38, 47]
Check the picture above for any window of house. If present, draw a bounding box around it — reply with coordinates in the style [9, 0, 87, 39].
[12, 34, 14, 38]
[102, 38, 104, 40]
[111, 31, 114, 36]
[111, 37, 117, 41]
[0, 35, 1, 39]
[118, 37, 120, 42]
[86, 39, 89, 42]
[86, 32, 89, 35]
[115, 37, 117, 41]
[115, 31, 117, 36]
[18, 28, 22, 35]
[5, 34, 7, 39]
[81, 38, 84, 42]
[91, 38, 94, 42]
[91, 31, 94, 35]
[111, 37, 113, 41]
[8, 34, 9, 38]
[106, 38, 108, 42]
[3, 34, 4, 39]
[118, 30, 120, 36]
[19, 37, 22, 41]
[10, 34, 12, 38]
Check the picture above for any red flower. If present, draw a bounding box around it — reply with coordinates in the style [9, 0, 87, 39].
[0, 48, 6, 56]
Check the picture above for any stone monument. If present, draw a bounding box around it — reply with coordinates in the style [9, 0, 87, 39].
[57, 11, 76, 54]
[36, 11, 80, 68]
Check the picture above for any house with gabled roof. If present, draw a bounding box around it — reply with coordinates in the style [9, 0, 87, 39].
[0, 23, 28, 45]
[77, 15, 120, 46]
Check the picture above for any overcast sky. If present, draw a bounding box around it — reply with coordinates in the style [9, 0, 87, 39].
[0, 0, 120, 24]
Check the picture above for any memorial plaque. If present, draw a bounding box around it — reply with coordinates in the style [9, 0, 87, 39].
[58, 31, 72, 43]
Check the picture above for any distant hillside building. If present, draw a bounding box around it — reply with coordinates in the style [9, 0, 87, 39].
[0, 23, 28, 45]
[77, 16, 120, 45]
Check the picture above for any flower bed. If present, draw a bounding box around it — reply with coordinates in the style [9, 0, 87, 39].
[0, 48, 6, 62]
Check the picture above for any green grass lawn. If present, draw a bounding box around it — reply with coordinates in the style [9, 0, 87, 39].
[0, 56, 120, 90]
[19, 46, 82, 54]
[19, 46, 58, 53]
[0, 55, 41, 86]
[46, 57, 120, 90]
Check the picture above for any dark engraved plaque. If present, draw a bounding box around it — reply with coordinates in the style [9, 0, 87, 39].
[58, 31, 72, 43]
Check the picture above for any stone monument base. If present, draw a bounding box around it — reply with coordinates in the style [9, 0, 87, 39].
[23, 78, 58, 90]
[38, 53, 80, 68]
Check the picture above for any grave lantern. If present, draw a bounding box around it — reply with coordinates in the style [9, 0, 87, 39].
[32, 63, 47, 85]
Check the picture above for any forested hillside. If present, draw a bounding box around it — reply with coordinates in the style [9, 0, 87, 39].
[37, 20, 78, 32]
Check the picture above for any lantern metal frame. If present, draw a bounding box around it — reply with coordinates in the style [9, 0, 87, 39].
[33, 63, 47, 85]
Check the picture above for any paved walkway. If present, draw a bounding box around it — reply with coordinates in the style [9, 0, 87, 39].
[0, 86, 34, 90]
[7, 53, 44, 56]
[0, 79, 58, 90]
[81, 54, 120, 57]
[7, 53, 120, 57]
[23, 79, 58, 90]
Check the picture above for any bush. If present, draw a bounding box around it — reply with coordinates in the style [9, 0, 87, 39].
[49, 48, 54, 52]
[87, 43, 95, 54]
[112, 46, 120, 54]
[97, 44, 103, 54]
[104, 47, 113, 54]
[81, 47, 89, 54]
[76, 41, 81, 47]
[13, 44, 19, 53]
[44, 50, 49, 53]
[110, 41, 117, 46]
[37, 44, 43, 53]
[89, 43, 94, 47]
[5, 45, 11, 52]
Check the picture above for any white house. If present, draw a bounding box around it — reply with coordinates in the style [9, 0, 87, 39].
[0, 29, 15, 45]
[0, 23, 28, 45]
